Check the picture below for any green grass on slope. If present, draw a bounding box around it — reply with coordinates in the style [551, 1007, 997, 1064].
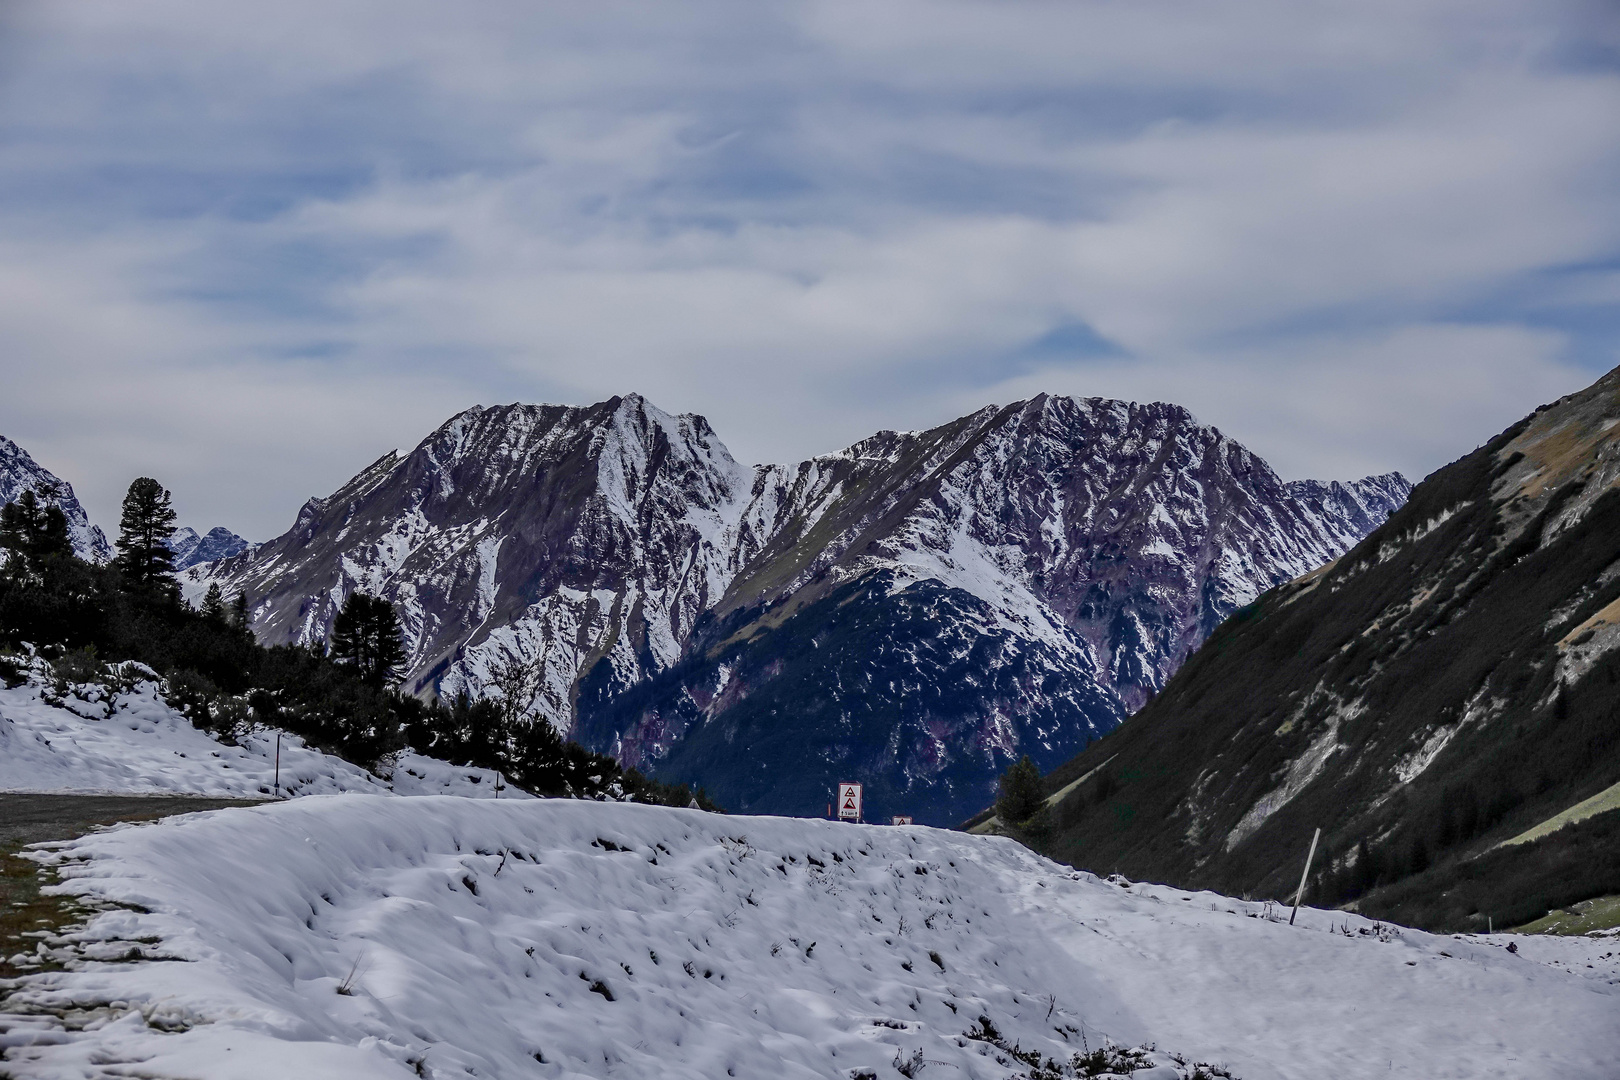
[1514, 894, 1620, 936]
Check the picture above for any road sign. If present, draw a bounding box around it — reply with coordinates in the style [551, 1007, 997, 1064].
[891, 815, 913, 826]
[837, 782, 862, 822]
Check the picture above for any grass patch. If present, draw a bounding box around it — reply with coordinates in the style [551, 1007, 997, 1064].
[1514, 894, 1620, 936]
[0, 793, 266, 980]
[0, 844, 87, 979]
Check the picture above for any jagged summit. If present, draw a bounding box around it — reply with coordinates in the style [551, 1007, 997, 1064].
[187, 392, 1410, 823]
[168, 526, 250, 571]
[0, 434, 110, 563]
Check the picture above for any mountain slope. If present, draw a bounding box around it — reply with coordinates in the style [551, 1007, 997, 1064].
[187, 394, 1409, 824]
[1014, 365, 1620, 931]
[0, 436, 109, 563]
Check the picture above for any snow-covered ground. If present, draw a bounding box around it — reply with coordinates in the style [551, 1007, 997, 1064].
[2, 798, 1615, 1080]
[0, 673, 527, 800]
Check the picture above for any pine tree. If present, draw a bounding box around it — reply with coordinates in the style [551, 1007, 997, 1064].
[1, 488, 73, 581]
[995, 755, 1045, 827]
[230, 591, 250, 629]
[329, 592, 406, 687]
[201, 583, 227, 621]
[114, 477, 178, 598]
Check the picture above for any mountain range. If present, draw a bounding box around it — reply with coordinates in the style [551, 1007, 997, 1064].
[184, 393, 1409, 824]
[1005, 365, 1620, 930]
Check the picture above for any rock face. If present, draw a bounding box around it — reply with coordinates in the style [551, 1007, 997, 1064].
[187, 393, 1409, 823]
[167, 526, 251, 571]
[0, 434, 110, 563]
[1016, 364, 1620, 930]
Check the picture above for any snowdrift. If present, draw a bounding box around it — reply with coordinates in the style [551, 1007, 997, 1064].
[0, 675, 525, 800]
[2, 798, 1617, 1079]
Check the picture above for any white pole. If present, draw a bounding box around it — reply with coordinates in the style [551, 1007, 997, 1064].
[1289, 827, 1321, 926]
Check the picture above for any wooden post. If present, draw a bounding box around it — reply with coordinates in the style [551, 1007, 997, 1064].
[1289, 827, 1321, 926]
[274, 733, 282, 798]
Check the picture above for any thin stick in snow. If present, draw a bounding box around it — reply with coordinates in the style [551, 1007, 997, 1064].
[1289, 827, 1321, 926]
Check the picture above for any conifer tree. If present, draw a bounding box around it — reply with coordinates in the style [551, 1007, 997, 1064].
[114, 477, 178, 598]
[0, 487, 73, 581]
[995, 755, 1045, 826]
[329, 592, 406, 687]
[201, 582, 228, 621]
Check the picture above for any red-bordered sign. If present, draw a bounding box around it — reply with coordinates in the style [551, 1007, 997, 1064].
[837, 782, 862, 822]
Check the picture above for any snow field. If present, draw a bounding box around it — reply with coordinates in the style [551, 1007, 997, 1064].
[2, 798, 1616, 1080]
[0, 675, 529, 800]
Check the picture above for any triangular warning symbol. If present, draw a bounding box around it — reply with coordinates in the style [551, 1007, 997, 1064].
[843, 797, 856, 809]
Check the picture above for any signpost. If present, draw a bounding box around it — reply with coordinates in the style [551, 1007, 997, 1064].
[1289, 827, 1321, 926]
[837, 782, 862, 823]
[891, 816, 913, 826]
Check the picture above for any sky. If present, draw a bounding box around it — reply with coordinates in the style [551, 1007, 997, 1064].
[0, 0, 1617, 539]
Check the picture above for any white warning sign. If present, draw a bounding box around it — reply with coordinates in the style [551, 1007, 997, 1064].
[890, 816, 913, 826]
[837, 782, 862, 822]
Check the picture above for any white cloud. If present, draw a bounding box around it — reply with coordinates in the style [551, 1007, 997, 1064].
[0, 0, 1615, 535]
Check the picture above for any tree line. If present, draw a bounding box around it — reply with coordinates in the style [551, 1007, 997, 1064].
[0, 476, 717, 809]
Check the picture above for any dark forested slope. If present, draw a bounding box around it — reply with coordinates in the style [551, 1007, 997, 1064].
[996, 366, 1620, 931]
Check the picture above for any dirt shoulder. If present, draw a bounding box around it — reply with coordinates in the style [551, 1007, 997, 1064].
[1, 793, 267, 980]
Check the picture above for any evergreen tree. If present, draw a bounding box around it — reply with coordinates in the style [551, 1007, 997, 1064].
[995, 755, 1045, 826]
[114, 477, 178, 598]
[329, 592, 406, 687]
[1, 488, 73, 582]
[230, 591, 250, 629]
[201, 583, 228, 621]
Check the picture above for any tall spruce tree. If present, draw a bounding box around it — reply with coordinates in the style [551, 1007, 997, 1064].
[201, 582, 228, 621]
[995, 755, 1045, 827]
[329, 592, 407, 687]
[114, 477, 178, 598]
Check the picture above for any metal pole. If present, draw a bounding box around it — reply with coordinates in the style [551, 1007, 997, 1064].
[274, 732, 281, 798]
[1289, 827, 1321, 925]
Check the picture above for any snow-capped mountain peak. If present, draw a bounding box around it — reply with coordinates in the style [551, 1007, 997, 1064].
[0, 434, 110, 563]
[187, 394, 1410, 823]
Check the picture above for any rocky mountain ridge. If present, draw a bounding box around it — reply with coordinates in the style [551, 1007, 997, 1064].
[0, 435, 109, 563]
[187, 393, 1410, 823]
[167, 526, 251, 572]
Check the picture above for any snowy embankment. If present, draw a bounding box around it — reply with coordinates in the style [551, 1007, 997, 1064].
[3, 799, 1617, 1080]
[0, 674, 523, 799]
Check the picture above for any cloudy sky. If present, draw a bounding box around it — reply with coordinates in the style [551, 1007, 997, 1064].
[1, 0, 1617, 538]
